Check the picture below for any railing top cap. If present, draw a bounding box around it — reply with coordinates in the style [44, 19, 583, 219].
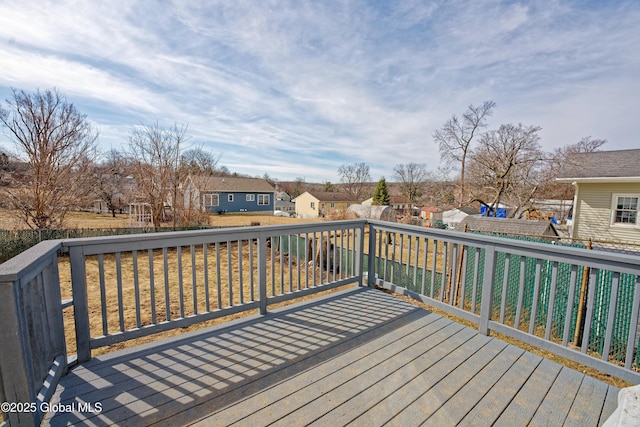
[0, 239, 62, 281]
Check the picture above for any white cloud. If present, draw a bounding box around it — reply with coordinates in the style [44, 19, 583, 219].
[0, 0, 638, 182]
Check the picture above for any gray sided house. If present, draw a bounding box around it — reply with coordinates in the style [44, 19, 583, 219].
[184, 176, 275, 214]
[556, 149, 640, 246]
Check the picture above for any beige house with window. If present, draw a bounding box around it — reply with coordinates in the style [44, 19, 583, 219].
[556, 149, 640, 245]
[294, 191, 360, 218]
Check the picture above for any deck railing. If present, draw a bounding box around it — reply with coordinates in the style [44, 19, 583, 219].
[366, 219, 640, 384]
[2, 219, 640, 426]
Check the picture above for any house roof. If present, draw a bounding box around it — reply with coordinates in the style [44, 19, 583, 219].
[443, 207, 480, 215]
[556, 149, 640, 182]
[456, 216, 559, 238]
[192, 176, 275, 193]
[305, 191, 360, 202]
[390, 195, 411, 204]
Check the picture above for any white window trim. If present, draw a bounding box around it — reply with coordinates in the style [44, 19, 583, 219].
[610, 193, 639, 228]
[228, 194, 234, 202]
[246, 194, 255, 202]
[204, 193, 219, 207]
[258, 194, 270, 206]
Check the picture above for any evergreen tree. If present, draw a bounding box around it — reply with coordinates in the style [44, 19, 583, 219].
[372, 177, 390, 205]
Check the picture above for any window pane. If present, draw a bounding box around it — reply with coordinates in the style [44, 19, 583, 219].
[615, 196, 638, 224]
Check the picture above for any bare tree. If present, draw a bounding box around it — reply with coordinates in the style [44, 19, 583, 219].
[433, 101, 495, 206]
[537, 136, 607, 200]
[127, 122, 187, 226]
[393, 163, 430, 206]
[338, 162, 371, 201]
[181, 147, 220, 176]
[466, 123, 544, 217]
[0, 88, 98, 228]
[93, 149, 131, 217]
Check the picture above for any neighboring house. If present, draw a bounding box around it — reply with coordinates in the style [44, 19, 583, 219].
[419, 206, 439, 220]
[184, 176, 275, 214]
[294, 191, 360, 218]
[275, 191, 295, 215]
[390, 195, 413, 212]
[456, 216, 559, 240]
[441, 207, 479, 229]
[556, 149, 640, 244]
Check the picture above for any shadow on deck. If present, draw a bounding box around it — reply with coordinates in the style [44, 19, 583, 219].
[43, 287, 618, 426]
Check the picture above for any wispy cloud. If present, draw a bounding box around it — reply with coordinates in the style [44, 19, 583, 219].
[1, 0, 638, 182]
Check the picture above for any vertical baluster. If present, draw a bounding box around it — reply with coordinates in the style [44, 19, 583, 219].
[332, 231, 337, 283]
[280, 235, 285, 293]
[449, 243, 458, 304]
[459, 246, 468, 310]
[545, 261, 559, 340]
[177, 246, 184, 318]
[288, 235, 293, 291]
[430, 240, 438, 299]
[340, 231, 345, 281]
[602, 272, 620, 361]
[305, 233, 310, 289]
[297, 234, 302, 290]
[115, 252, 124, 332]
[528, 259, 543, 335]
[191, 245, 197, 314]
[216, 242, 222, 309]
[227, 241, 233, 306]
[581, 268, 599, 354]
[249, 239, 255, 300]
[163, 247, 170, 321]
[148, 249, 156, 324]
[469, 248, 480, 313]
[271, 236, 276, 294]
[562, 265, 578, 346]
[238, 240, 244, 304]
[98, 254, 108, 335]
[413, 236, 419, 290]
[398, 234, 404, 287]
[132, 250, 141, 328]
[499, 253, 511, 324]
[380, 231, 391, 282]
[514, 256, 526, 329]
[625, 276, 640, 369]
[421, 238, 428, 295]
[377, 230, 383, 280]
[439, 242, 448, 302]
[203, 243, 210, 312]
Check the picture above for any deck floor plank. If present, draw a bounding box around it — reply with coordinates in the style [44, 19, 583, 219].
[41, 287, 620, 427]
[528, 366, 584, 426]
[192, 314, 452, 427]
[564, 375, 611, 427]
[423, 344, 525, 426]
[456, 350, 543, 427]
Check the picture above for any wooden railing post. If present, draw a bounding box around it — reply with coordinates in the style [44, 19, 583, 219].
[69, 245, 91, 363]
[479, 245, 497, 336]
[258, 234, 268, 315]
[0, 279, 38, 426]
[367, 223, 376, 287]
[0, 240, 66, 427]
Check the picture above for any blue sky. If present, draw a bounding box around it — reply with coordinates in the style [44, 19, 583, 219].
[0, 0, 638, 183]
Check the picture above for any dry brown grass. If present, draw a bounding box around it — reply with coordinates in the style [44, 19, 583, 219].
[0, 209, 322, 230]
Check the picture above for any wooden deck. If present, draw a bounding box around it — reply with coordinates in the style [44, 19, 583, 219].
[43, 287, 619, 426]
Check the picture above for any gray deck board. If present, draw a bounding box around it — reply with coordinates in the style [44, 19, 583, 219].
[42, 286, 621, 427]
